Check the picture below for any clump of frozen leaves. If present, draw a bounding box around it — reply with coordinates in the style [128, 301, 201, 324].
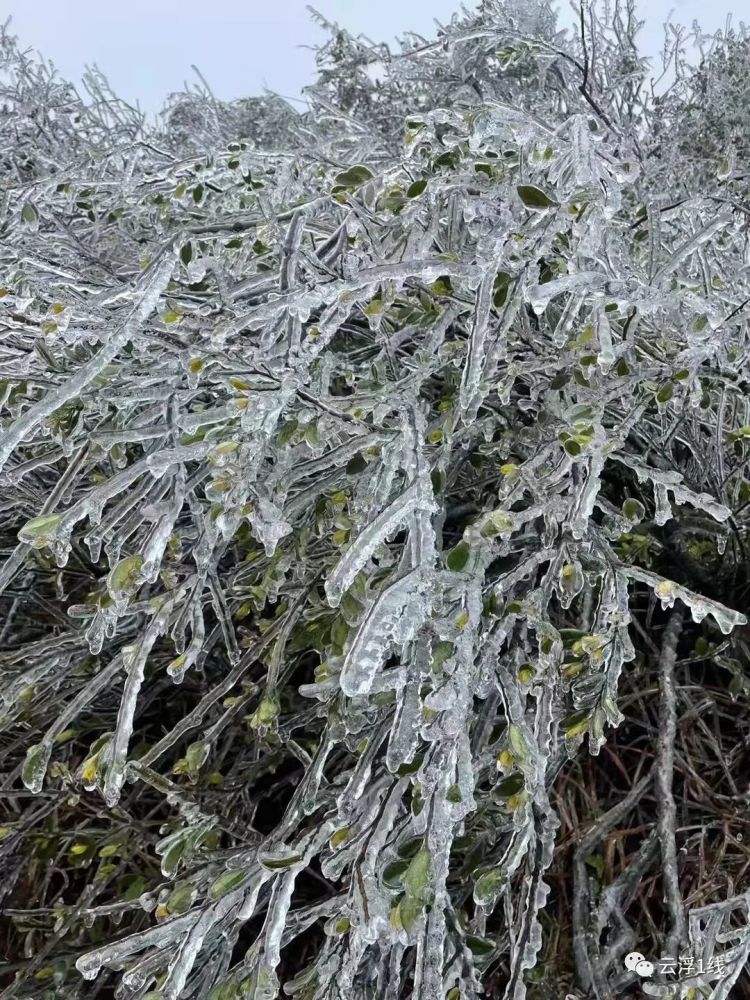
[2, 2, 750, 999]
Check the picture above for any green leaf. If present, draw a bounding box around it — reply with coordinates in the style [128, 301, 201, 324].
[508, 723, 528, 758]
[209, 869, 247, 898]
[431, 640, 455, 669]
[398, 894, 424, 932]
[446, 783, 462, 803]
[447, 541, 471, 572]
[21, 201, 39, 225]
[259, 852, 303, 870]
[277, 418, 299, 446]
[22, 742, 50, 792]
[334, 165, 373, 189]
[160, 838, 187, 878]
[346, 453, 368, 475]
[430, 276, 453, 296]
[656, 384, 674, 404]
[329, 828, 350, 849]
[517, 184, 556, 210]
[562, 711, 590, 737]
[185, 740, 210, 774]
[330, 616, 349, 652]
[518, 665, 535, 684]
[407, 179, 427, 198]
[466, 935, 496, 957]
[254, 696, 280, 726]
[493, 271, 512, 309]
[495, 773, 524, 798]
[585, 853, 604, 876]
[396, 836, 425, 860]
[107, 556, 144, 599]
[396, 754, 424, 777]
[403, 847, 431, 902]
[382, 860, 409, 889]
[123, 875, 146, 901]
[18, 513, 61, 545]
[383, 187, 406, 213]
[622, 498, 645, 522]
[474, 869, 504, 906]
[480, 510, 514, 538]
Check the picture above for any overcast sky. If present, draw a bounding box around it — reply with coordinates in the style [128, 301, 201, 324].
[3, 1, 740, 117]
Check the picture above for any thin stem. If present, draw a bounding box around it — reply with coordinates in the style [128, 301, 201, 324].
[655, 608, 687, 958]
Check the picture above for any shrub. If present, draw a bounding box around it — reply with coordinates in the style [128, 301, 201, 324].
[1, 3, 750, 999]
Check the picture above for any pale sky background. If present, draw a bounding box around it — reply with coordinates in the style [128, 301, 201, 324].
[2, 1, 741, 118]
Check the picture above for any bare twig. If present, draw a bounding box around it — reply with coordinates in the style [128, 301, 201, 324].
[655, 608, 687, 958]
[573, 772, 652, 997]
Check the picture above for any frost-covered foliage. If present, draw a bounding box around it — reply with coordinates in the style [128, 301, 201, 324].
[0, 25, 146, 183]
[2, 3, 750, 999]
[161, 91, 300, 156]
[650, 22, 750, 192]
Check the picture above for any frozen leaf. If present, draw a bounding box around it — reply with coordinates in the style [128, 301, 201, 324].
[21, 742, 51, 794]
[17, 513, 62, 547]
[517, 184, 557, 210]
[107, 555, 144, 607]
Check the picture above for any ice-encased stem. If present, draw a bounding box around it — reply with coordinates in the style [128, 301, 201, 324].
[21, 654, 124, 793]
[622, 563, 747, 634]
[102, 590, 183, 806]
[325, 475, 436, 608]
[459, 268, 496, 421]
[339, 567, 423, 696]
[0, 249, 177, 476]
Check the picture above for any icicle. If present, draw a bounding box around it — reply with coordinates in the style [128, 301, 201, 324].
[245, 494, 292, 557]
